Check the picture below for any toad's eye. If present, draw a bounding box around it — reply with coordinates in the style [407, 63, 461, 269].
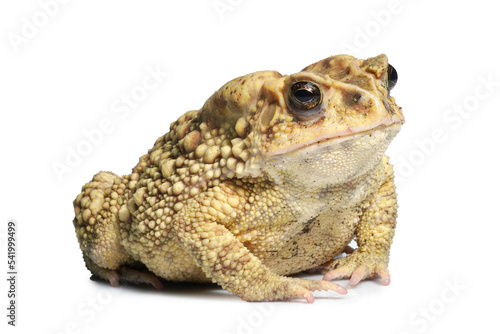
[387, 64, 398, 91]
[287, 81, 323, 119]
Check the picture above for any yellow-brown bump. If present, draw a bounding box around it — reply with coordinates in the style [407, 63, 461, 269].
[174, 203, 183, 211]
[172, 181, 185, 195]
[190, 187, 200, 196]
[238, 150, 250, 161]
[221, 146, 231, 159]
[227, 196, 240, 208]
[82, 209, 91, 222]
[195, 144, 208, 159]
[221, 203, 233, 215]
[175, 156, 186, 168]
[226, 157, 237, 170]
[133, 187, 147, 205]
[204, 146, 221, 164]
[190, 163, 200, 174]
[176, 121, 191, 139]
[159, 182, 170, 194]
[161, 160, 176, 178]
[235, 117, 249, 138]
[183, 130, 201, 153]
[118, 205, 130, 221]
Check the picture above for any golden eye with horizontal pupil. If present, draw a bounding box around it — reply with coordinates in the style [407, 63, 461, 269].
[287, 81, 323, 119]
[387, 64, 398, 91]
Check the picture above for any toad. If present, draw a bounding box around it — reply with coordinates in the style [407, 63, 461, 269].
[73, 54, 404, 302]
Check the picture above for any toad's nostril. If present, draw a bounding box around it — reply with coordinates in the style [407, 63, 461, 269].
[383, 99, 394, 115]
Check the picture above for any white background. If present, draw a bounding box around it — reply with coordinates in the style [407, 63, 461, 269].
[1, 1, 499, 333]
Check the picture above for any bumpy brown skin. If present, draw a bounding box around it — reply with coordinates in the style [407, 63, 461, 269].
[73, 54, 404, 302]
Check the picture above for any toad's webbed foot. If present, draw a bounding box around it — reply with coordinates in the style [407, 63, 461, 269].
[322, 250, 390, 286]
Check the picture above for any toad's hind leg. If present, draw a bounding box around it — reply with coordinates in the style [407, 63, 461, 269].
[73, 171, 163, 290]
[84, 255, 163, 289]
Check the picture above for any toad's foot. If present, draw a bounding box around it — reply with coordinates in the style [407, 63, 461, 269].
[91, 266, 164, 290]
[291, 278, 348, 303]
[322, 250, 390, 286]
[240, 277, 348, 303]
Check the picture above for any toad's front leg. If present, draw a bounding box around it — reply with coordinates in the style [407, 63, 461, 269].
[172, 184, 347, 303]
[323, 157, 398, 286]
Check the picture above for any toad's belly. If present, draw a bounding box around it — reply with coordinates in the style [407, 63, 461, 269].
[248, 210, 360, 275]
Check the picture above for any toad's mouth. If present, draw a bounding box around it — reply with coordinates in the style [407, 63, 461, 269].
[267, 122, 402, 157]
